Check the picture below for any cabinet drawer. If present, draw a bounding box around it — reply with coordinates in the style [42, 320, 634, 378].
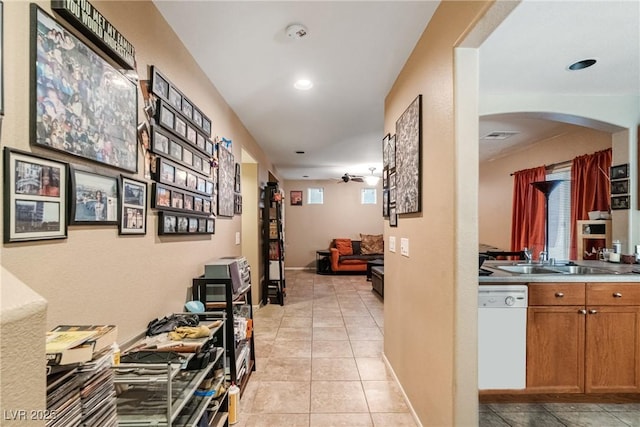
[587, 283, 640, 305]
[528, 283, 585, 306]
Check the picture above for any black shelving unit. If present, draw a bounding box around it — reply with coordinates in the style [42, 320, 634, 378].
[262, 182, 286, 305]
[192, 277, 255, 398]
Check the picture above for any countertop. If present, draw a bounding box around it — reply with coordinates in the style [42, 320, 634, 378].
[479, 260, 640, 283]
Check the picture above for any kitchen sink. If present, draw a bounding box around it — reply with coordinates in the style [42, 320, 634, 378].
[497, 265, 560, 274]
[546, 265, 616, 275]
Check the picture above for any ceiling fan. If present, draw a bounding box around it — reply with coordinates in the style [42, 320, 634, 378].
[337, 173, 364, 183]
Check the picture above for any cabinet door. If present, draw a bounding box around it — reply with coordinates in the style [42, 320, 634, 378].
[585, 306, 640, 393]
[526, 306, 585, 393]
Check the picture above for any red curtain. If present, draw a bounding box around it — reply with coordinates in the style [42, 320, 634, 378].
[570, 148, 612, 259]
[511, 166, 547, 259]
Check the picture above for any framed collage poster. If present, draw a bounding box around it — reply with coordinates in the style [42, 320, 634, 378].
[31, 5, 138, 172]
[3, 148, 67, 243]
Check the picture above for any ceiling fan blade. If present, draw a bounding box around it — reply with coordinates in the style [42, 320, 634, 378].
[352, 177, 364, 182]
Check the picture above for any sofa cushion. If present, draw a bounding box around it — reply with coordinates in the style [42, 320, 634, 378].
[360, 234, 383, 255]
[338, 254, 382, 263]
[334, 238, 353, 256]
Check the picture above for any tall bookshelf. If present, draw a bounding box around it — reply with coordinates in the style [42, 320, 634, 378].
[262, 182, 286, 305]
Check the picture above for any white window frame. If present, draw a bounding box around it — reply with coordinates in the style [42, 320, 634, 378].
[307, 187, 324, 205]
[361, 188, 377, 204]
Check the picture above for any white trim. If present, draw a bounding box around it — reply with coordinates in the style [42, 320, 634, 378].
[284, 267, 314, 271]
[382, 352, 423, 427]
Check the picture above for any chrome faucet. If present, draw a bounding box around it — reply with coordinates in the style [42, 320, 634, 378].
[523, 247, 532, 263]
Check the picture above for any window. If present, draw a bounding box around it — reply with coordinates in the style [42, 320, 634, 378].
[307, 187, 324, 204]
[547, 168, 571, 260]
[361, 188, 377, 204]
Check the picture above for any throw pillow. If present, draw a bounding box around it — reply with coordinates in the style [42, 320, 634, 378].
[360, 234, 384, 255]
[334, 238, 353, 256]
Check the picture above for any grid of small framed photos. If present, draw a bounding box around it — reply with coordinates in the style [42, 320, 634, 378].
[610, 163, 630, 210]
[158, 211, 214, 235]
[382, 133, 398, 227]
[148, 66, 216, 234]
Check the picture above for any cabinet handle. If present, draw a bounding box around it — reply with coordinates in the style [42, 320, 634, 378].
[578, 309, 587, 314]
[588, 309, 598, 314]
[555, 292, 564, 298]
[613, 292, 623, 298]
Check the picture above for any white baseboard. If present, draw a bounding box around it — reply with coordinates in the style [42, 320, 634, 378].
[284, 267, 314, 271]
[382, 352, 423, 427]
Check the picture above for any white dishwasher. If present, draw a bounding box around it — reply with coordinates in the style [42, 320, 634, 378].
[478, 285, 528, 390]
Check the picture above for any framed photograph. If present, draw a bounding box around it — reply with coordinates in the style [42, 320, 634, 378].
[193, 109, 203, 127]
[611, 164, 629, 180]
[69, 168, 118, 225]
[203, 199, 211, 214]
[202, 117, 212, 136]
[193, 155, 202, 172]
[184, 194, 194, 211]
[175, 169, 187, 187]
[198, 218, 206, 233]
[382, 190, 389, 217]
[290, 190, 303, 206]
[389, 171, 397, 204]
[611, 195, 630, 210]
[160, 160, 175, 183]
[611, 179, 629, 195]
[234, 193, 242, 215]
[170, 140, 183, 161]
[3, 148, 67, 243]
[150, 69, 169, 99]
[168, 86, 181, 111]
[206, 218, 215, 233]
[174, 116, 187, 137]
[234, 162, 241, 193]
[153, 184, 171, 208]
[186, 172, 197, 190]
[171, 191, 184, 209]
[161, 213, 176, 234]
[119, 176, 146, 235]
[177, 216, 188, 233]
[382, 133, 391, 169]
[217, 143, 235, 217]
[31, 5, 137, 172]
[194, 197, 203, 212]
[186, 126, 197, 145]
[182, 99, 193, 120]
[389, 205, 398, 227]
[389, 134, 396, 170]
[160, 104, 174, 129]
[383, 167, 389, 189]
[153, 157, 213, 196]
[395, 95, 422, 214]
[188, 217, 198, 233]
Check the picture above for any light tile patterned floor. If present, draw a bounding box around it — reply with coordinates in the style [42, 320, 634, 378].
[235, 270, 417, 427]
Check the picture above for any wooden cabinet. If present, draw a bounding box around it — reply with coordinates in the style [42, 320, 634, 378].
[576, 220, 611, 260]
[526, 282, 640, 394]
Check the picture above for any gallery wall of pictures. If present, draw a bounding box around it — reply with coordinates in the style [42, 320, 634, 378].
[147, 65, 220, 234]
[611, 163, 630, 210]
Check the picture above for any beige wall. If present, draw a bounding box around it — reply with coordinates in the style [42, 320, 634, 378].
[1, 0, 275, 355]
[282, 179, 383, 269]
[479, 126, 612, 251]
[241, 162, 262, 306]
[383, 1, 492, 425]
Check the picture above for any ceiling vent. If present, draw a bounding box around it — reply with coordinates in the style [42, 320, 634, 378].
[481, 131, 519, 140]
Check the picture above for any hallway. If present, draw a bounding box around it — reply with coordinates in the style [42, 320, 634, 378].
[236, 270, 418, 426]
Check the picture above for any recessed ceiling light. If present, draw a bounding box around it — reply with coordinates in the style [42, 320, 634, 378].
[303, 175, 309, 178]
[568, 58, 597, 71]
[294, 79, 313, 90]
[295, 151, 305, 154]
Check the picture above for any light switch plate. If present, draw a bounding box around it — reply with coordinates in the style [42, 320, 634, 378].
[400, 238, 409, 257]
[235, 231, 241, 245]
[389, 236, 396, 253]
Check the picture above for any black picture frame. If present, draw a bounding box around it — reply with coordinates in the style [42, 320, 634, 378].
[158, 211, 214, 235]
[395, 95, 422, 214]
[149, 125, 210, 176]
[611, 195, 630, 210]
[234, 193, 242, 215]
[31, 5, 138, 173]
[119, 176, 147, 235]
[152, 157, 213, 197]
[217, 143, 235, 217]
[234, 162, 241, 193]
[3, 147, 67, 243]
[611, 179, 629, 195]
[389, 134, 396, 170]
[149, 66, 212, 137]
[611, 164, 629, 180]
[389, 205, 398, 227]
[389, 171, 396, 205]
[382, 190, 389, 217]
[290, 190, 302, 206]
[382, 133, 390, 170]
[69, 167, 118, 225]
[151, 182, 212, 216]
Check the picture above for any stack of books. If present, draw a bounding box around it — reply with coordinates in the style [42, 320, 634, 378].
[46, 325, 118, 367]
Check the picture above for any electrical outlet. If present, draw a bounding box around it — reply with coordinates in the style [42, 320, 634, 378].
[400, 238, 409, 257]
[389, 236, 396, 253]
[235, 231, 241, 245]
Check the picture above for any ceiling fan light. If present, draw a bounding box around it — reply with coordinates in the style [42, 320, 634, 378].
[365, 175, 379, 186]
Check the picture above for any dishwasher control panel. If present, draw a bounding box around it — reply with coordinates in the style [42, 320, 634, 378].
[478, 285, 528, 308]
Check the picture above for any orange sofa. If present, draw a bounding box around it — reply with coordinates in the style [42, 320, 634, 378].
[329, 237, 383, 273]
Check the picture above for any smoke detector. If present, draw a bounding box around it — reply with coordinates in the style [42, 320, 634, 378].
[286, 24, 308, 40]
[481, 131, 519, 140]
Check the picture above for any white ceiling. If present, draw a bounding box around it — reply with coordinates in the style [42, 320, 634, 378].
[155, 0, 640, 179]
